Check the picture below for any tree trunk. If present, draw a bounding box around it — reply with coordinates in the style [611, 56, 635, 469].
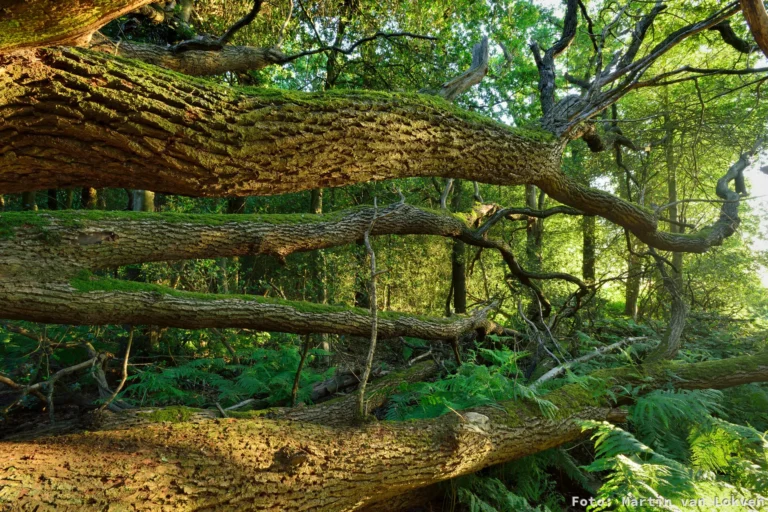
[582, 214, 596, 283]
[525, 185, 544, 269]
[2, 351, 767, 511]
[450, 180, 467, 314]
[132, 190, 155, 212]
[664, 117, 684, 287]
[81, 187, 98, 210]
[624, 245, 641, 319]
[741, 0, 768, 57]
[0, 47, 751, 253]
[21, 191, 37, 211]
[0, 0, 154, 51]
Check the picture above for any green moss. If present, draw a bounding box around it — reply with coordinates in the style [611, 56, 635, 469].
[227, 409, 275, 419]
[139, 406, 198, 423]
[0, 210, 354, 233]
[70, 271, 455, 323]
[0, 212, 53, 239]
[234, 87, 557, 143]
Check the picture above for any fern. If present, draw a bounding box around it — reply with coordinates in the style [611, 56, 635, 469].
[630, 389, 724, 459]
[385, 349, 557, 421]
[454, 474, 550, 512]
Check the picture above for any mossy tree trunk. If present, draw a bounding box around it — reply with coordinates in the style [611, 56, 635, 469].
[0, 47, 750, 254]
[2, 351, 767, 511]
[0, 203, 586, 330]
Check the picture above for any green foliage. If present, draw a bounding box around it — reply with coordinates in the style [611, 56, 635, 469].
[454, 474, 550, 512]
[122, 344, 334, 408]
[581, 387, 768, 512]
[385, 348, 556, 420]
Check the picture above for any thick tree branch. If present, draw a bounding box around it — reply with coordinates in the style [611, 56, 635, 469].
[0, 278, 503, 341]
[531, 0, 579, 115]
[90, 31, 437, 77]
[710, 20, 758, 53]
[2, 351, 767, 510]
[0, 47, 753, 255]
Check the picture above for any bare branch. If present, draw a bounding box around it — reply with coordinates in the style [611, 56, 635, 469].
[532, 337, 648, 387]
[218, 0, 265, 46]
[435, 37, 489, 101]
[710, 20, 757, 53]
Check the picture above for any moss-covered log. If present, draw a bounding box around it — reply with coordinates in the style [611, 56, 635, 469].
[0, 279, 501, 340]
[0, 47, 752, 253]
[0, 204, 580, 321]
[89, 36, 289, 76]
[0, 0, 153, 51]
[2, 351, 767, 511]
[0, 205, 484, 278]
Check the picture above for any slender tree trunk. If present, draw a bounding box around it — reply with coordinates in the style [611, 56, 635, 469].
[525, 185, 544, 270]
[664, 123, 684, 287]
[624, 247, 641, 319]
[81, 187, 98, 210]
[581, 215, 596, 283]
[64, 189, 75, 209]
[21, 191, 37, 211]
[132, 190, 155, 212]
[451, 180, 467, 314]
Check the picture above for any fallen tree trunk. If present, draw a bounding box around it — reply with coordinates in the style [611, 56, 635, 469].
[0, 47, 753, 253]
[0, 280, 501, 340]
[2, 351, 766, 511]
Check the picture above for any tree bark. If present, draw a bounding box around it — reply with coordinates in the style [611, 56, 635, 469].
[0, 0, 153, 51]
[2, 351, 767, 511]
[741, 0, 768, 57]
[0, 47, 754, 253]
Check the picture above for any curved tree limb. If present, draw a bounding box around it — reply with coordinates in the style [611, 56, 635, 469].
[710, 20, 758, 53]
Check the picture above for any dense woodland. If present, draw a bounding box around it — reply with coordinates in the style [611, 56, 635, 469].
[1, 0, 768, 510]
